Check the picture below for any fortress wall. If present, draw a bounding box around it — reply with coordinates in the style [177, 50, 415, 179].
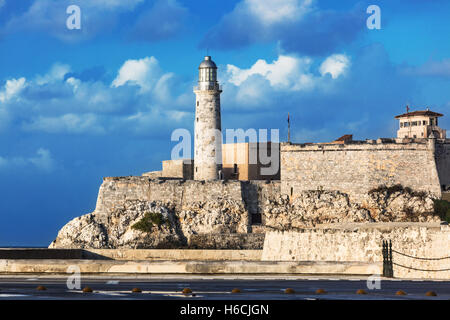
[281, 141, 441, 203]
[95, 177, 244, 214]
[96, 177, 281, 217]
[262, 223, 450, 279]
[435, 142, 450, 189]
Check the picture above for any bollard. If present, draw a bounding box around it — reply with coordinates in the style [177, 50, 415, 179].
[284, 288, 295, 294]
[182, 288, 193, 295]
[82, 287, 93, 293]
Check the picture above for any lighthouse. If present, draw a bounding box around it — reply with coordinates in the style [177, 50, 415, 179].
[193, 56, 222, 180]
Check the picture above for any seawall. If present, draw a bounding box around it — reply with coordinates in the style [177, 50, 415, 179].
[262, 222, 450, 279]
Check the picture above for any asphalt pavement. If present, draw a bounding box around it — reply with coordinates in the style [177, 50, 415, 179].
[0, 275, 448, 300]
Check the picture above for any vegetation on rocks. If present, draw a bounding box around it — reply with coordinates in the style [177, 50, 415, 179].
[131, 212, 165, 233]
[434, 199, 450, 223]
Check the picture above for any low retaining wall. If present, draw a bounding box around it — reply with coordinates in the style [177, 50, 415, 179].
[0, 249, 83, 260]
[262, 222, 450, 279]
[0, 249, 262, 261]
[83, 249, 262, 261]
[0, 260, 380, 275]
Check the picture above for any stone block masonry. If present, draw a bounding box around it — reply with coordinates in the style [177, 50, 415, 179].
[95, 177, 281, 224]
[96, 177, 244, 214]
[262, 222, 450, 279]
[281, 139, 444, 204]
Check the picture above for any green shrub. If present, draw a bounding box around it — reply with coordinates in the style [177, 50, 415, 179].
[131, 212, 165, 233]
[434, 199, 450, 223]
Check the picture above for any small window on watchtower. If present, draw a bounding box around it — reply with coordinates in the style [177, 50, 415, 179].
[196, 117, 199, 122]
[197, 101, 199, 106]
[290, 187, 293, 196]
[233, 164, 237, 174]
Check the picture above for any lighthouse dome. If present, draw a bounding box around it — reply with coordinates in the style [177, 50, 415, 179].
[199, 56, 217, 69]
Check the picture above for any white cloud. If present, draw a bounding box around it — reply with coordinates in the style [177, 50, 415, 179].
[319, 54, 350, 79]
[36, 63, 71, 85]
[223, 53, 352, 110]
[245, 0, 313, 25]
[29, 148, 55, 172]
[112, 56, 171, 93]
[0, 78, 27, 102]
[227, 55, 315, 90]
[0, 148, 55, 172]
[0, 57, 189, 136]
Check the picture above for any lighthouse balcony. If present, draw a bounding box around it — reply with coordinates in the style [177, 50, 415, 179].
[194, 83, 222, 91]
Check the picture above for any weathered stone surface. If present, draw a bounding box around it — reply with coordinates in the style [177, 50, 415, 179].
[50, 201, 184, 249]
[263, 188, 440, 231]
[50, 177, 441, 249]
[281, 140, 444, 202]
[262, 223, 450, 279]
[189, 233, 265, 250]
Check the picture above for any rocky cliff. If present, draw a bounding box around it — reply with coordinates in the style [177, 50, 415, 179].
[49, 178, 441, 249]
[263, 186, 440, 231]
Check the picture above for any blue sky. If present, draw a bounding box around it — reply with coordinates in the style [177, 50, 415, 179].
[0, 0, 449, 246]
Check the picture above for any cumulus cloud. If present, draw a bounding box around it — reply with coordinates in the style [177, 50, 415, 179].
[200, 0, 366, 56]
[36, 63, 71, 85]
[227, 55, 314, 89]
[319, 54, 350, 79]
[0, 57, 191, 137]
[245, 0, 312, 25]
[225, 53, 350, 99]
[111, 57, 171, 93]
[0, 77, 27, 102]
[0, 148, 55, 172]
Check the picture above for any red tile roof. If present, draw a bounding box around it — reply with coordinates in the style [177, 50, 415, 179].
[334, 134, 353, 142]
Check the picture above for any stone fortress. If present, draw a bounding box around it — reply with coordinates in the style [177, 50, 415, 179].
[143, 56, 450, 201]
[51, 56, 450, 278]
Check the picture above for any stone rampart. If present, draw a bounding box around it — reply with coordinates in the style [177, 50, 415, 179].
[262, 222, 450, 279]
[281, 139, 442, 203]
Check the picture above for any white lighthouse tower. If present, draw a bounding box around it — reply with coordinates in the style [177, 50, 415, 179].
[193, 56, 222, 180]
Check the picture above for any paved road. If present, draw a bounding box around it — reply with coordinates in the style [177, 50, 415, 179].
[0, 276, 448, 300]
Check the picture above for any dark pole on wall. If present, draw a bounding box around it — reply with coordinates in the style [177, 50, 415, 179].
[287, 113, 291, 143]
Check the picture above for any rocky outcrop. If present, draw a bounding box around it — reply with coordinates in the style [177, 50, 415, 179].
[50, 178, 441, 249]
[263, 191, 372, 230]
[50, 198, 249, 249]
[263, 188, 440, 231]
